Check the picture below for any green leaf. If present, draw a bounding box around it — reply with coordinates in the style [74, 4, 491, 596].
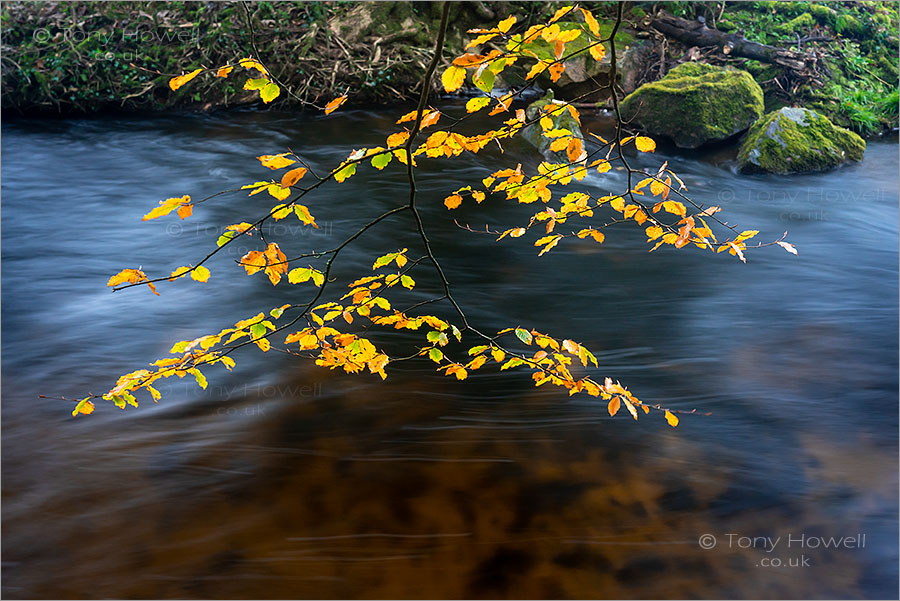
[187, 368, 208, 390]
[428, 347, 444, 363]
[400, 275, 415, 290]
[473, 67, 495, 94]
[451, 324, 462, 342]
[334, 162, 357, 183]
[216, 230, 236, 247]
[371, 152, 393, 170]
[468, 345, 489, 356]
[260, 82, 281, 103]
[515, 327, 533, 345]
[427, 331, 442, 343]
[250, 323, 267, 340]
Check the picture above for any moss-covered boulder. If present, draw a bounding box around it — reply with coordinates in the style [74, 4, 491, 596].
[521, 89, 583, 159]
[738, 107, 866, 174]
[619, 62, 764, 149]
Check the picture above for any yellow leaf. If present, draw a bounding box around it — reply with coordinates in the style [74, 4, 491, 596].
[465, 97, 492, 113]
[635, 136, 656, 152]
[267, 184, 292, 201]
[324, 94, 348, 115]
[260, 82, 281, 103]
[239, 58, 268, 73]
[645, 225, 664, 241]
[588, 43, 606, 63]
[441, 66, 466, 93]
[497, 15, 517, 33]
[142, 195, 191, 221]
[257, 154, 296, 169]
[663, 200, 687, 217]
[580, 8, 602, 37]
[665, 410, 679, 427]
[169, 68, 202, 91]
[72, 398, 95, 417]
[191, 266, 210, 283]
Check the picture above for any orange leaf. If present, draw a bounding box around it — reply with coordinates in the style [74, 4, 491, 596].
[281, 167, 308, 188]
[607, 397, 621, 417]
[169, 69, 202, 91]
[324, 95, 348, 115]
[241, 250, 266, 275]
[444, 194, 462, 210]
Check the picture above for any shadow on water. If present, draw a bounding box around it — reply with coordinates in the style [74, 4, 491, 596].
[2, 107, 897, 598]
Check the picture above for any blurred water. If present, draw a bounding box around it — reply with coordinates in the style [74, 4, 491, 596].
[2, 108, 897, 599]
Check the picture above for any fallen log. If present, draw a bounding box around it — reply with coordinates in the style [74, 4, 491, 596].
[649, 13, 821, 78]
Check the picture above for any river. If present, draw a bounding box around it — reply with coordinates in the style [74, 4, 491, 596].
[2, 107, 897, 599]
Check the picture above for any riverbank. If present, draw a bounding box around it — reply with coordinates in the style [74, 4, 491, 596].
[2, 1, 897, 136]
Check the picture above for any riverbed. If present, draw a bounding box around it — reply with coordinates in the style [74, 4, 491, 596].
[2, 107, 897, 598]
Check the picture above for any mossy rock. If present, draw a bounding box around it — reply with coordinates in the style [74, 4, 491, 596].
[776, 13, 815, 35]
[619, 62, 764, 149]
[521, 89, 583, 159]
[737, 107, 866, 174]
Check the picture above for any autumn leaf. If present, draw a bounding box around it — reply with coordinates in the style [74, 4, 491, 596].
[441, 65, 466, 93]
[190, 266, 211, 283]
[108, 268, 145, 286]
[514, 327, 533, 345]
[169, 68, 202, 91]
[776, 240, 798, 255]
[241, 250, 266, 275]
[280, 167, 307, 188]
[665, 410, 679, 427]
[607, 396, 620, 417]
[257, 154, 296, 169]
[72, 398, 95, 417]
[216, 65, 233, 78]
[324, 94, 348, 115]
[239, 58, 268, 73]
[465, 97, 492, 113]
[635, 136, 656, 152]
[142, 195, 191, 221]
[497, 15, 516, 33]
[444, 194, 462, 209]
[260, 82, 281, 103]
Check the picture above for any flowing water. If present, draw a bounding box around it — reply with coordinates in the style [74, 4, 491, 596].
[2, 107, 897, 599]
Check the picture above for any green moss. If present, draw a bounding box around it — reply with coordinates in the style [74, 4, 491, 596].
[776, 12, 815, 34]
[619, 62, 764, 148]
[717, 19, 737, 33]
[738, 107, 865, 174]
[835, 13, 866, 37]
[808, 3, 836, 25]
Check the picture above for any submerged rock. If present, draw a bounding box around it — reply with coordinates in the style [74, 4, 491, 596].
[619, 62, 764, 149]
[737, 107, 866, 174]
